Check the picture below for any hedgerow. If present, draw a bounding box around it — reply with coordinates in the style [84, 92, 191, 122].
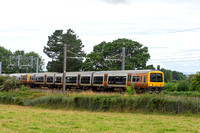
[26, 94, 200, 114]
[0, 89, 199, 114]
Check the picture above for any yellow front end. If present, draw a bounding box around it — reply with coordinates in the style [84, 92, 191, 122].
[148, 71, 164, 92]
[26, 74, 29, 83]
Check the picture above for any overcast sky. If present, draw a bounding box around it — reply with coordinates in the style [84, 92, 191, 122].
[0, 0, 200, 74]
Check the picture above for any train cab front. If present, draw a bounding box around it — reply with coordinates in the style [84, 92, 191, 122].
[147, 71, 164, 93]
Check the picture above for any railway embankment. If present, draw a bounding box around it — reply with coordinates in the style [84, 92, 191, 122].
[0, 88, 200, 115]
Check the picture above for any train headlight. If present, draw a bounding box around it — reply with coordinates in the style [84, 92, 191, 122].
[160, 84, 163, 87]
[150, 84, 153, 86]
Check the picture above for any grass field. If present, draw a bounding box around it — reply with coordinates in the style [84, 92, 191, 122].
[0, 104, 199, 133]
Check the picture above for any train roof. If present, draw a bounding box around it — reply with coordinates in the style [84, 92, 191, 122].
[93, 70, 154, 74]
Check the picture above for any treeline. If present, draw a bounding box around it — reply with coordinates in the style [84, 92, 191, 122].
[0, 47, 43, 73]
[160, 68, 187, 83]
[163, 70, 200, 92]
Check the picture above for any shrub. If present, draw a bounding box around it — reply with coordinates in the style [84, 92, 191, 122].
[1, 77, 21, 91]
[164, 82, 177, 91]
[19, 85, 30, 91]
[126, 86, 135, 95]
[177, 80, 189, 91]
[0, 76, 21, 91]
[191, 72, 200, 92]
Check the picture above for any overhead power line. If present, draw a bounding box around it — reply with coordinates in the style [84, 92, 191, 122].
[151, 55, 200, 61]
[149, 59, 200, 63]
[170, 27, 200, 33]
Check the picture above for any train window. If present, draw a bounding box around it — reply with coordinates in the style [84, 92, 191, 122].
[140, 76, 142, 82]
[55, 77, 62, 83]
[132, 76, 136, 82]
[157, 74, 163, 82]
[36, 76, 44, 82]
[22, 76, 27, 80]
[81, 76, 90, 84]
[66, 76, 77, 83]
[144, 76, 146, 83]
[150, 73, 156, 82]
[93, 76, 103, 84]
[47, 76, 53, 83]
[150, 73, 163, 82]
[108, 76, 126, 85]
[136, 76, 140, 82]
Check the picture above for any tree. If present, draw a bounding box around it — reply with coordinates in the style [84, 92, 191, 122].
[161, 68, 172, 83]
[8, 50, 44, 73]
[0, 47, 44, 73]
[190, 72, 200, 92]
[43, 29, 85, 72]
[82, 38, 154, 71]
[0, 46, 12, 73]
[160, 68, 186, 83]
[172, 71, 186, 81]
[24, 51, 44, 73]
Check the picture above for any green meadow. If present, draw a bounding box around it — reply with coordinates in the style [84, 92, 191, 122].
[0, 104, 199, 133]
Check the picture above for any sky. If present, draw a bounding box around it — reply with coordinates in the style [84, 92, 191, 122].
[0, 0, 200, 74]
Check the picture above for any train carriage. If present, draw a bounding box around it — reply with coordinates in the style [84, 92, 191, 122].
[35, 73, 46, 88]
[46, 73, 56, 88]
[54, 73, 63, 89]
[28, 73, 36, 87]
[7, 69, 164, 93]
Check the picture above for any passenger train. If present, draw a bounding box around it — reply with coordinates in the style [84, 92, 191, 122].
[8, 70, 164, 93]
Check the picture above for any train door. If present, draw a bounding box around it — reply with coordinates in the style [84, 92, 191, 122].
[104, 73, 108, 87]
[135, 73, 147, 89]
[143, 74, 148, 88]
[77, 74, 81, 86]
[127, 73, 132, 86]
[134, 73, 143, 89]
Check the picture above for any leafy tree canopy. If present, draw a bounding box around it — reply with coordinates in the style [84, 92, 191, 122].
[191, 72, 200, 92]
[43, 29, 85, 72]
[82, 38, 154, 71]
[0, 46, 12, 73]
[0, 47, 44, 74]
[161, 68, 186, 83]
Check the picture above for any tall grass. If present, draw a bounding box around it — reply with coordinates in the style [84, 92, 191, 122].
[0, 90, 199, 114]
[163, 90, 200, 97]
[27, 94, 200, 114]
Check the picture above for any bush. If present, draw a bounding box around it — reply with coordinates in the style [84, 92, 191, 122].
[177, 80, 189, 91]
[19, 85, 30, 91]
[0, 76, 7, 85]
[191, 72, 200, 92]
[164, 82, 177, 91]
[1, 77, 21, 91]
[126, 86, 135, 95]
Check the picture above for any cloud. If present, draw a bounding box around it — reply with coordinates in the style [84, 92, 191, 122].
[102, 0, 129, 4]
[0, 0, 200, 73]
